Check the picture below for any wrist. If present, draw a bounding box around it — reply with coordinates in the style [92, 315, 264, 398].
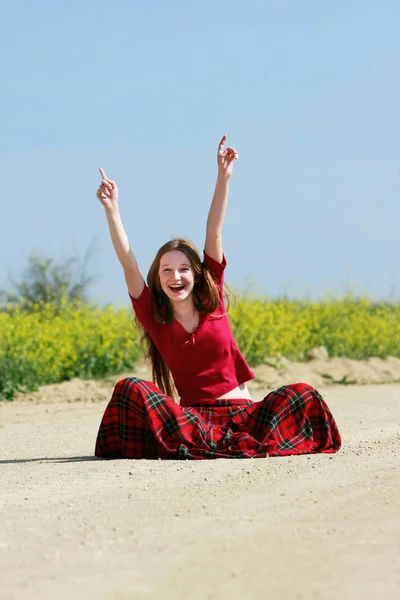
[216, 173, 231, 184]
[104, 204, 121, 219]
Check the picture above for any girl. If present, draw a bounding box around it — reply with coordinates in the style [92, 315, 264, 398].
[94, 136, 341, 459]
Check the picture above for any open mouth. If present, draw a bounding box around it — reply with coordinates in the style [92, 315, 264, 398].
[168, 284, 185, 294]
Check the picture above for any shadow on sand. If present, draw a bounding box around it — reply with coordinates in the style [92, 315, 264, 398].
[0, 456, 100, 464]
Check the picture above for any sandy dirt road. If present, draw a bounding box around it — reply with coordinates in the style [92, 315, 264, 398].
[1, 383, 399, 600]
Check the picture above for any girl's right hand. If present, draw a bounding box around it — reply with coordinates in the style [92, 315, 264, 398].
[96, 168, 118, 209]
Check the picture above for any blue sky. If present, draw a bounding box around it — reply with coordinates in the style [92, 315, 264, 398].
[2, 0, 399, 304]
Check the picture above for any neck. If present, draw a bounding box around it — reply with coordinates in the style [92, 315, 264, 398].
[172, 299, 197, 322]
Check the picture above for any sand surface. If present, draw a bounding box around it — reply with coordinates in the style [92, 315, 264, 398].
[1, 379, 400, 599]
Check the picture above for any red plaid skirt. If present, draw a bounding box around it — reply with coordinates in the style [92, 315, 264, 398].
[94, 377, 341, 459]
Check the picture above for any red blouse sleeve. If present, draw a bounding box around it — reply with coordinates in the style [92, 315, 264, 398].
[203, 251, 227, 287]
[129, 285, 158, 333]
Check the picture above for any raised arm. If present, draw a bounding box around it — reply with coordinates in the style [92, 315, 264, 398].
[205, 135, 239, 263]
[96, 168, 145, 299]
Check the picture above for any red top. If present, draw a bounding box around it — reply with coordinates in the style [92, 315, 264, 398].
[130, 251, 255, 407]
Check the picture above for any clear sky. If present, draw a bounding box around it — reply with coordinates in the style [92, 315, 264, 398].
[2, 0, 399, 305]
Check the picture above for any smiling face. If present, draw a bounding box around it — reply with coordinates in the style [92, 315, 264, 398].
[158, 250, 196, 303]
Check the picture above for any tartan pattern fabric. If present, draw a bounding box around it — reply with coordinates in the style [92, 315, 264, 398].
[94, 377, 341, 459]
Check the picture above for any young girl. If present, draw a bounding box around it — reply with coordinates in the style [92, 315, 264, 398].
[94, 135, 341, 459]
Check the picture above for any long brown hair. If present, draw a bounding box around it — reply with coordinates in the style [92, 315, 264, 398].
[134, 239, 226, 399]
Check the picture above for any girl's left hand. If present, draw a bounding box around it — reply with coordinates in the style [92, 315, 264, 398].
[217, 135, 239, 179]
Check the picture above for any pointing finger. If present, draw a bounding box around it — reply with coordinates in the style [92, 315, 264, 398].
[218, 135, 227, 153]
[99, 167, 108, 181]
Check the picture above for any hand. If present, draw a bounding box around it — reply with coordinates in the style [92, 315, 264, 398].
[96, 168, 119, 209]
[217, 135, 239, 180]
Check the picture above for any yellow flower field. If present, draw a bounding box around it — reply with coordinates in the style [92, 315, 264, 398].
[0, 300, 142, 400]
[229, 294, 399, 365]
[0, 295, 398, 400]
